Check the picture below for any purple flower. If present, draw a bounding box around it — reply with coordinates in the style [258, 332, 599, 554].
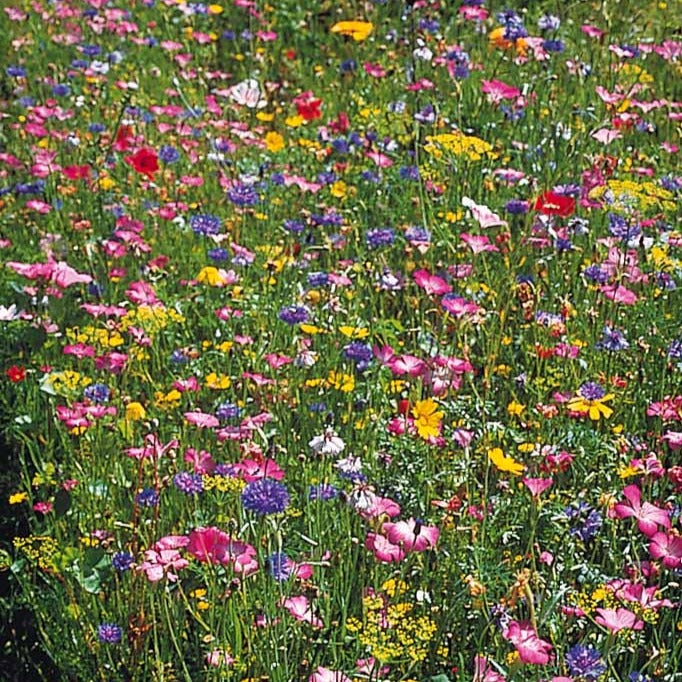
[174, 472, 204, 495]
[97, 623, 122, 644]
[583, 264, 609, 284]
[344, 341, 373, 370]
[596, 326, 629, 352]
[366, 228, 395, 249]
[308, 483, 339, 501]
[579, 381, 606, 400]
[83, 383, 110, 403]
[267, 552, 293, 581]
[669, 339, 682, 360]
[505, 199, 529, 215]
[278, 305, 310, 325]
[566, 644, 607, 680]
[227, 183, 259, 207]
[159, 145, 180, 163]
[112, 551, 134, 572]
[241, 478, 290, 515]
[190, 213, 222, 236]
[135, 488, 160, 507]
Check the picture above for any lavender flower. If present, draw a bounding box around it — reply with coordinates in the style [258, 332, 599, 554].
[366, 228, 396, 249]
[596, 326, 629, 352]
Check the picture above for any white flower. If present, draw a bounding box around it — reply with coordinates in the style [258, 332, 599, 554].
[229, 79, 267, 109]
[0, 304, 21, 321]
[309, 428, 345, 456]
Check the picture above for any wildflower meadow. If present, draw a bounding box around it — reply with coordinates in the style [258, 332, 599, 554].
[1, 0, 681, 680]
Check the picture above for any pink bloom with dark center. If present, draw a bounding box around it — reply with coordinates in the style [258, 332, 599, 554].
[413, 269, 452, 296]
[382, 518, 439, 552]
[649, 532, 682, 569]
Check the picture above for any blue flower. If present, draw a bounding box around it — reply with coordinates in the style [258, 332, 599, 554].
[112, 551, 134, 572]
[97, 623, 122, 644]
[278, 305, 310, 325]
[366, 228, 395, 249]
[241, 478, 290, 515]
[190, 214, 222, 236]
[566, 644, 606, 680]
[174, 472, 204, 495]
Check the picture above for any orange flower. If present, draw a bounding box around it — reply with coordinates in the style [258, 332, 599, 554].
[330, 21, 373, 42]
[412, 399, 443, 440]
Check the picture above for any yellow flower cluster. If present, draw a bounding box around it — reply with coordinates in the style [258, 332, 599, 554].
[44, 370, 92, 396]
[345, 582, 439, 664]
[305, 371, 356, 393]
[119, 305, 185, 335]
[66, 325, 124, 348]
[589, 179, 675, 213]
[13, 535, 59, 571]
[202, 475, 246, 494]
[424, 132, 498, 161]
[154, 389, 182, 410]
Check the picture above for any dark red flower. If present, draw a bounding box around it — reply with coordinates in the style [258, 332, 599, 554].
[6, 365, 26, 383]
[124, 148, 159, 179]
[534, 191, 576, 217]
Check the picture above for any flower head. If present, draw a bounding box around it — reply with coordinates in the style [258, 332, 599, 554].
[241, 478, 290, 515]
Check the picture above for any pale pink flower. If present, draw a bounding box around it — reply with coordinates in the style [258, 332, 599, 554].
[184, 411, 219, 428]
[473, 654, 506, 682]
[482, 79, 521, 104]
[280, 595, 323, 628]
[594, 607, 644, 632]
[522, 477, 553, 498]
[462, 196, 508, 228]
[308, 666, 352, 682]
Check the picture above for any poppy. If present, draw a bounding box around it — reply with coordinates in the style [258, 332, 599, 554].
[534, 191, 576, 217]
[124, 148, 159, 179]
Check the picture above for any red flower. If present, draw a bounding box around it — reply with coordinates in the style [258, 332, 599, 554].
[534, 191, 576, 217]
[294, 91, 322, 121]
[6, 365, 26, 383]
[124, 148, 159, 179]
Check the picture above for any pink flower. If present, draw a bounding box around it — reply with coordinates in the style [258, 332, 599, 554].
[594, 607, 644, 632]
[308, 666, 352, 682]
[137, 535, 190, 582]
[613, 484, 670, 537]
[184, 411, 219, 428]
[441, 295, 482, 318]
[280, 595, 323, 628]
[205, 650, 234, 667]
[503, 621, 553, 665]
[460, 233, 500, 254]
[382, 518, 439, 552]
[365, 532, 406, 563]
[649, 531, 682, 569]
[387, 354, 427, 377]
[413, 269, 452, 296]
[462, 196, 508, 228]
[482, 79, 521, 104]
[186, 527, 258, 575]
[184, 448, 216, 474]
[662, 431, 682, 450]
[473, 654, 506, 681]
[522, 477, 553, 498]
[600, 283, 638, 305]
[126, 280, 159, 305]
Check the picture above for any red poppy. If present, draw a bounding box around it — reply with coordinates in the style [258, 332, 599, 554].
[6, 365, 26, 383]
[124, 148, 159, 179]
[294, 92, 322, 121]
[534, 191, 576, 217]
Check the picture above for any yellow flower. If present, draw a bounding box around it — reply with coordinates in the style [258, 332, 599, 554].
[328, 370, 355, 393]
[125, 402, 147, 421]
[205, 372, 231, 390]
[412, 399, 443, 440]
[330, 20, 373, 42]
[9, 492, 28, 505]
[339, 325, 369, 339]
[566, 394, 614, 421]
[197, 266, 230, 287]
[507, 401, 525, 417]
[488, 448, 525, 476]
[264, 131, 285, 152]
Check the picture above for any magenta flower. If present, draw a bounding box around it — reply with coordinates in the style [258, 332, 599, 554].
[473, 654, 506, 681]
[137, 535, 190, 582]
[386, 354, 427, 377]
[186, 527, 258, 575]
[594, 607, 644, 633]
[503, 621, 553, 665]
[413, 269, 452, 296]
[382, 518, 439, 552]
[649, 531, 682, 569]
[613, 484, 670, 537]
[184, 411, 220, 428]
